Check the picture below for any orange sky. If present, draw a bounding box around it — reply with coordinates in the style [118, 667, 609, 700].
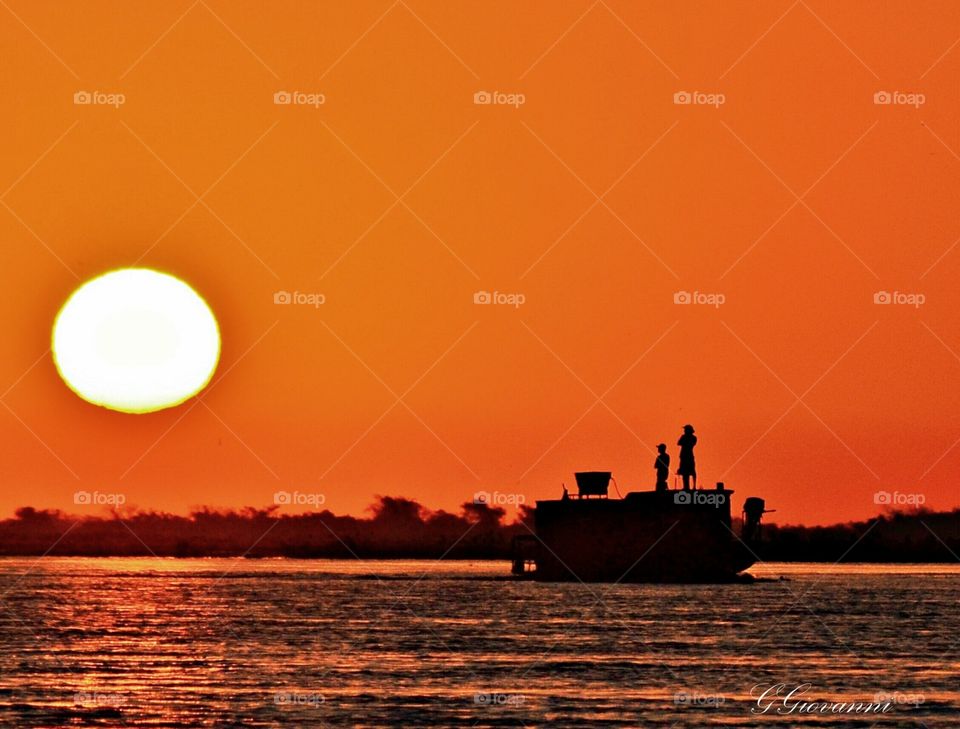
[1, 0, 959, 525]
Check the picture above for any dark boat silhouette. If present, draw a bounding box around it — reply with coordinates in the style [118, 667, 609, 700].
[511, 472, 768, 583]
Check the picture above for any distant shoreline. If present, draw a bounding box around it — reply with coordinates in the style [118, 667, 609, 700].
[2, 499, 958, 562]
[1, 555, 959, 565]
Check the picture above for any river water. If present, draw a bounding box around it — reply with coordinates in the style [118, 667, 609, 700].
[0, 559, 956, 726]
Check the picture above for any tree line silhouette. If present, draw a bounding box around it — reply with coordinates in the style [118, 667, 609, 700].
[1, 498, 958, 561]
[0, 497, 531, 558]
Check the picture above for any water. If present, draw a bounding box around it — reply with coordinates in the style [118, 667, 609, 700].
[0, 558, 957, 727]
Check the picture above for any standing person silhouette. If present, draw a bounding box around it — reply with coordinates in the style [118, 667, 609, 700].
[654, 444, 670, 492]
[677, 424, 697, 490]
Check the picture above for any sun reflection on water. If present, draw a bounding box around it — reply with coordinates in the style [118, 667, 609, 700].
[0, 559, 956, 726]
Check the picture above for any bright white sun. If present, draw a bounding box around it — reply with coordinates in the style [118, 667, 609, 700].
[52, 268, 220, 414]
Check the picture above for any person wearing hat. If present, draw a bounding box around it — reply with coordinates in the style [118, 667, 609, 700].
[677, 424, 697, 490]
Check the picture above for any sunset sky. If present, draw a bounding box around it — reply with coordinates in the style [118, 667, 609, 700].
[1, 0, 959, 525]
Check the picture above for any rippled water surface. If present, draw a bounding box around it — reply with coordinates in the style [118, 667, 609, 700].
[0, 558, 957, 727]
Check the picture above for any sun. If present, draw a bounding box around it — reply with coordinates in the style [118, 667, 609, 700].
[52, 268, 221, 414]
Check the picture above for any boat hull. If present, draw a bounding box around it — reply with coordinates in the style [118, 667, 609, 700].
[524, 490, 756, 583]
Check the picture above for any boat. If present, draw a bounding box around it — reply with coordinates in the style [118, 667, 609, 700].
[510, 471, 768, 583]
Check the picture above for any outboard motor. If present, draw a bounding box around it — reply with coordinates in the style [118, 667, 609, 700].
[742, 497, 767, 543]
